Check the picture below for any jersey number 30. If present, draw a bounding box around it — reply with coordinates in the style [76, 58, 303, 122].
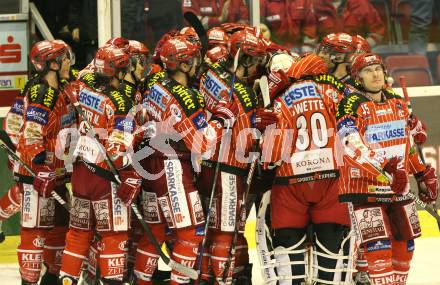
[296, 112, 328, 151]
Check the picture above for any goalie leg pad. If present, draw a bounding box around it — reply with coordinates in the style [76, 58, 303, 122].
[133, 223, 166, 284]
[272, 228, 308, 284]
[388, 200, 421, 240]
[0, 184, 21, 220]
[59, 228, 94, 279]
[43, 225, 68, 275]
[392, 239, 414, 285]
[312, 223, 356, 284]
[98, 231, 128, 281]
[17, 228, 48, 283]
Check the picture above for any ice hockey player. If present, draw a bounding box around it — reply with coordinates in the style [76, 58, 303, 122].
[336, 53, 438, 285]
[133, 35, 238, 285]
[58, 46, 142, 285]
[259, 53, 356, 284]
[13, 40, 75, 285]
[198, 28, 278, 284]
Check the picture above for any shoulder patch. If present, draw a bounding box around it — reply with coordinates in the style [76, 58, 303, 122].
[27, 83, 59, 110]
[313, 74, 345, 93]
[383, 88, 403, 100]
[170, 84, 201, 116]
[79, 72, 97, 89]
[336, 92, 368, 120]
[233, 81, 257, 112]
[107, 90, 133, 115]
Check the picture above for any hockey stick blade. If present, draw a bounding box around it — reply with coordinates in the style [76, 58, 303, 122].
[184, 12, 208, 54]
[169, 260, 199, 280]
[130, 204, 199, 279]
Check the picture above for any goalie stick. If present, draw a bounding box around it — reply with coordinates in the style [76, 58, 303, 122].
[399, 76, 440, 230]
[66, 90, 199, 280]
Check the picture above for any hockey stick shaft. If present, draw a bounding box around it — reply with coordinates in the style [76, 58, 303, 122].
[70, 97, 198, 279]
[0, 138, 68, 208]
[399, 76, 440, 229]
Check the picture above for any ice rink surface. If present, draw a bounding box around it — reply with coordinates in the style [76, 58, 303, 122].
[1, 237, 439, 285]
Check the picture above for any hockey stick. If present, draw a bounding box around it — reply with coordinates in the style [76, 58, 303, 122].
[221, 75, 272, 283]
[184, 11, 209, 56]
[399, 76, 440, 230]
[67, 91, 198, 280]
[0, 221, 4, 243]
[195, 50, 241, 283]
[0, 137, 68, 208]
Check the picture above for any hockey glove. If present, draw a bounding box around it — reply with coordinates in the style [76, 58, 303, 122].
[384, 157, 409, 195]
[33, 165, 56, 198]
[415, 165, 439, 203]
[211, 100, 239, 129]
[253, 108, 279, 132]
[408, 115, 427, 145]
[267, 70, 290, 101]
[117, 169, 142, 206]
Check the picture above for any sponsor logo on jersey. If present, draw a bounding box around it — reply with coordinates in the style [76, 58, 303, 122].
[26, 106, 49, 125]
[165, 160, 191, 228]
[109, 91, 127, 113]
[366, 240, 391, 252]
[282, 82, 320, 106]
[42, 87, 56, 108]
[114, 117, 135, 133]
[79, 88, 105, 114]
[61, 110, 76, 127]
[192, 112, 208, 130]
[337, 94, 361, 117]
[10, 99, 24, 115]
[375, 108, 393, 116]
[365, 120, 406, 143]
[337, 117, 357, 137]
[203, 71, 226, 101]
[149, 84, 170, 111]
[172, 85, 196, 110]
[233, 82, 253, 109]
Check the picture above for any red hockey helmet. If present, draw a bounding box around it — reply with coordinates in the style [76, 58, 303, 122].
[160, 36, 201, 70]
[228, 29, 266, 59]
[207, 27, 229, 47]
[351, 35, 372, 54]
[205, 45, 229, 64]
[51, 39, 75, 65]
[127, 40, 149, 56]
[319, 33, 355, 54]
[220, 23, 248, 35]
[93, 46, 130, 77]
[180, 26, 201, 47]
[105, 37, 130, 53]
[351, 53, 386, 80]
[30, 40, 68, 72]
[152, 29, 180, 64]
